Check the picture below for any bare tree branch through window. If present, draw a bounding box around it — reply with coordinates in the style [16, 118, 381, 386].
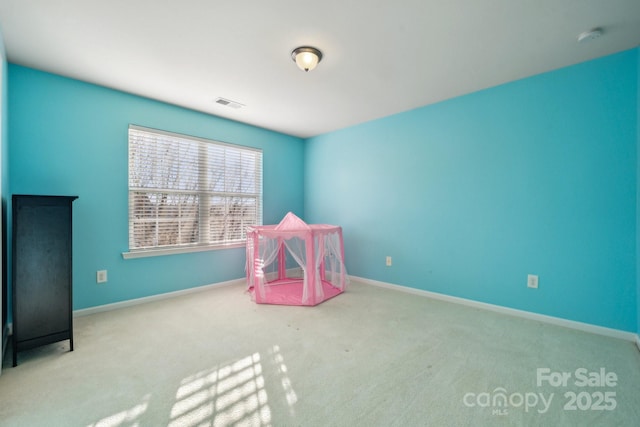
[128, 125, 263, 252]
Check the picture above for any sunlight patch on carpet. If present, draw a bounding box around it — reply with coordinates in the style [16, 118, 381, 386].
[269, 345, 298, 415]
[167, 345, 299, 426]
[86, 394, 150, 427]
[169, 352, 270, 426]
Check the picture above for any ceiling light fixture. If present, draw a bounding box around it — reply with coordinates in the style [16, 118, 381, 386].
[291, 46, 322, 72]
[577, 28, 603, 43]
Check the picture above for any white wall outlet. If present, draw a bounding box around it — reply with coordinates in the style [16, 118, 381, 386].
[97, 270, 108, 283]
[527, 274, 538, 289]
[386, 256, 392, 267]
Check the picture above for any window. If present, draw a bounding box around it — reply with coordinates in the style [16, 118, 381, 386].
[126, 125, 262, 257]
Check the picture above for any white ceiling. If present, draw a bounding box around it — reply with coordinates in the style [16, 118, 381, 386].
[0, 0, 639, 138]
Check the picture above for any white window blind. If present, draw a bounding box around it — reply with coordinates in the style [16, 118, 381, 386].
[127, 125, 262, 254]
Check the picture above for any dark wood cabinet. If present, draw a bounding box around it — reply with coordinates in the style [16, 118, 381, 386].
[12, 195, 78, 366]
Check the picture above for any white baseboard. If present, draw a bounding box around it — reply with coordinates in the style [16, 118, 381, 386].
[73, 278, 245, 317]
[352, 275, 637, 342]
[5, 279, 246, 335]
[6, 275, 638, 348]
[264, 267, 304, 282]
[1, 324, 9, 367]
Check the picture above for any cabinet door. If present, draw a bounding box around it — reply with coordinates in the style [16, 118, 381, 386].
[14, 201, 71, 342]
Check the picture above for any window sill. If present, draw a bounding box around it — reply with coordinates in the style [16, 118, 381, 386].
[122, 242, 246, 259]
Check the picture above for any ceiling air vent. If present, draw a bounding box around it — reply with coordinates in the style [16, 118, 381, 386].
[214, 97, 244, 109]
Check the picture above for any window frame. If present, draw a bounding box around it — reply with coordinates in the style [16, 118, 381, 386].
[123, 125, 263, 259]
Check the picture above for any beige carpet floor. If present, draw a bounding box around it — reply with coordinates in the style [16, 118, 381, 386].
[1, 280, 639, 426]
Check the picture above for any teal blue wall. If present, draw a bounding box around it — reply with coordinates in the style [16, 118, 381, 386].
[7, 65, 305, 315]
[637, 47, 640, 336]
[1, 39, 6, 210]
[1, 27, 7, 338]
[5, 49, 640, 334]
[306, 49, 638, 332]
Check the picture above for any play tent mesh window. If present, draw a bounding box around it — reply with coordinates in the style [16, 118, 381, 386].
[127, 125, 262, 253]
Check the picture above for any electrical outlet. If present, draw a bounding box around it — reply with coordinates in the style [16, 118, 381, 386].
[527, 274, 538, 289]
[97, 270, 108, 283]
[386, 256, 392, 267]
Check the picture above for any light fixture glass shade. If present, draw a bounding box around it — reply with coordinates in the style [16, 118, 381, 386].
[577, 28, 603, 43]
[291, 46, 322, 72]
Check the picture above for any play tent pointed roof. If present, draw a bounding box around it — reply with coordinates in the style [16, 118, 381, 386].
[275, 212, 311, 231]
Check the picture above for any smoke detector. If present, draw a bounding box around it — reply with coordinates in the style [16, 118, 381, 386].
[214, 97, 244, 109]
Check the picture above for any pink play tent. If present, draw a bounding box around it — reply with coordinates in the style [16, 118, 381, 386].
[246, 212, 347, 306]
